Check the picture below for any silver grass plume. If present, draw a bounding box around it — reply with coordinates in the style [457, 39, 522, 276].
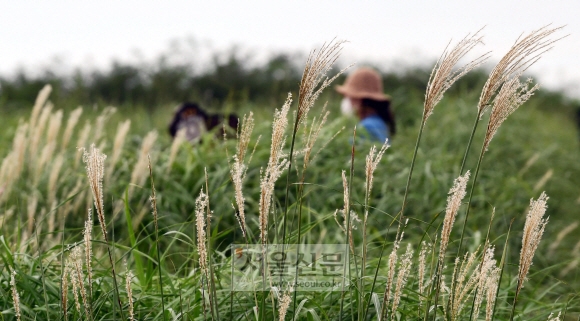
[26, 194, 38, 235]
[82, 144, 107, 240]
[130, 130, 158, 188]
[62, 107, 83, 150]
[84, 208, 93, 294]
[517, 192, 549, 294]
[29, 84, 52, 131]
[149, 155, 159, 232]
[439, 171, 470, 265]
[195, 189, 210, 277]
[278, 288, 293, 321]
[485, 265, 501, 321]
[47, 109, 63, 146]
[483, 76, 539, 152]
[391, 243, 414, 321]
[382, 219, 408, 319]
[167, 128, 186, 174]
[230, 112, 256, 237]
[477, 25, 565, 119]
[423, 29, 489, 125]
[70, 246, 90, 317]
[364, 139, 389, 221]
[418, 241, 431, 307]
[10, 270, 21, 321]
[259, 94, 291, 244]
[125, 266, 135, 321]
[62, 265, 69, 321]
[108, 119, 131, 179]
[449, 250, 480, 321]
[333, 170, 359, 252]
[473, 247, 499, 320]
[47, 155, 64, 206]
[67, 249, 82, 314]
[230, 155, 248, 237]
[302, 106, 330, 170]
[296, 39, 350, 126]
[237, 112, 255, 164]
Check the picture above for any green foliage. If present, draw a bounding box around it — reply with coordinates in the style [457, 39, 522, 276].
[0, 64, 579, 320]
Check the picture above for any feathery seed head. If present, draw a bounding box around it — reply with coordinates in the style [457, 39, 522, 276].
[259, 94, 292, 244]
[75, 122, 92, 167]
[167, 128, 186, 174]
[84, 208, 93, 293]
[302, 107, 330, 170]
[237, 112, 255, 163]
[82, 144, 108, 240]
[278, 290, 292, 321]
[418, 241, 431, 303]
[126, 267, 135, 321]
[485, 266, 501, 321]
[483, 76, 539, 152]
[518, 192, 549, 293]
[423, 29, 490, 125]
[297, 39, 350, 126]
[10, 270, 21, 321]
[231, 154, 247, 237]
[109, 120, 131, 176]
[61, 266, 69, 321]
[450, 249, 480, 321]
[333, 170, 350, 235]
[70, 245, 89, 315]
[364, 139, 389, 205]
[473, 246, 498, 320]
[130, 130, 158, 188]
[477, 25, 565, 118]
[195, 189, 210, 275]
[439, 171, 471, 264]
[391, 243, 414, 321]
[62, 107, 83, 150]
[47, 109, 63, 145]
[30, 84, 52, 130]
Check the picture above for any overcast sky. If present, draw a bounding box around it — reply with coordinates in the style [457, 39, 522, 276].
[1, 1, 578, 98]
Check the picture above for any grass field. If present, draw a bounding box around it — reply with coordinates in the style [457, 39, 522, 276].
[1, 37, 580, 320]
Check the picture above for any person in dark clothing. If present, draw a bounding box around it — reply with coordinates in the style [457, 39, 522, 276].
[169, 102, 238, 142]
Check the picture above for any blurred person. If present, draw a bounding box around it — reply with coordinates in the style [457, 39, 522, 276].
[335, 67, 395, 143]
[169, 102, 238, 143]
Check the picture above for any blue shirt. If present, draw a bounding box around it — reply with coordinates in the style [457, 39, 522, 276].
[360, 115, 390, 143]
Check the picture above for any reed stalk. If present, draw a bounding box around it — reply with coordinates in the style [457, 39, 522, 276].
[339, 127, 356, 321]
[148, 156, 167, 321]
[82, 144, 125, 319]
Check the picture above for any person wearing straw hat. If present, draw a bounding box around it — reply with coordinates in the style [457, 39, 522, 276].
[335, 67, 395, 143]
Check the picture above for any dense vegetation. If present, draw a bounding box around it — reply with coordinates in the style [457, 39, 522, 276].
[0, 37, 579, 320]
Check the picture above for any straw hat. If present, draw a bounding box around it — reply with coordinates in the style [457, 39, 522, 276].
[335, 67, 390, 101]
